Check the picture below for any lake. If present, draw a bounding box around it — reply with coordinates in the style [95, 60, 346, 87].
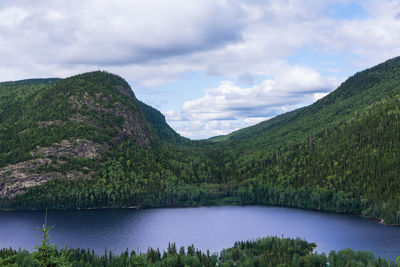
[0, 206, 399, 259]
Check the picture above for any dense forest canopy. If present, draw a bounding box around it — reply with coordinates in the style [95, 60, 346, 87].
[1, 57, 400, 224]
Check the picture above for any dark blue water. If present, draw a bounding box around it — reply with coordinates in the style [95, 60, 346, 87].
[0, 206, 399, 259]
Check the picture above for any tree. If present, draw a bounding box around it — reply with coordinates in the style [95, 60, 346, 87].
[32, 209, 70, 267]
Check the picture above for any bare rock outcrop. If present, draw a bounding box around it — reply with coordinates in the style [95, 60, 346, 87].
[0, 158, 61, 197]
[32, 139, 103, 159]
[38, 120, 64, 128]
[0, 138, 102, 197]
[69, 87, 154, 148]
[0, 156, 92, 198]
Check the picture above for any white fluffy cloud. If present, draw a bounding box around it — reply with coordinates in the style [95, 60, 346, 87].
[171, 119, 272, 139]
[333, 2, 400, 66]
[0, 0, 244, 81]
[166, 66, 341, 139]
[1, 0, 398, 82]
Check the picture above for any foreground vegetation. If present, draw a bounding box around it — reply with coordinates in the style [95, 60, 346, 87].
[1, 225, 397, 267]
[1, 57, 400, 225]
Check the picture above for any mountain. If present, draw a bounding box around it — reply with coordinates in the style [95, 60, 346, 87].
[1, 57, 400, 224]
[206, 57, 400, 222]
[0, 71, 155, 197]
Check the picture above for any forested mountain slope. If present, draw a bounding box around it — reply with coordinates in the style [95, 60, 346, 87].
[1, 57, 400, 224]
[0, 71, 155, 197]
[138, 101, 188, 144]
[208, 56, 400, 223]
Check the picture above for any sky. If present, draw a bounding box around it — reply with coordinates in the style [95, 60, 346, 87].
[1, 0, 400, 139]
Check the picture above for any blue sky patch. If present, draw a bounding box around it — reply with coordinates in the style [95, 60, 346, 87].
[324, 1, 367, 20]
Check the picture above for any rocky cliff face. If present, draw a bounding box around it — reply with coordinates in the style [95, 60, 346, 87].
[0, 71, 156, 197]
[69, 89, 153, 147]
[0, 157, 90, 198]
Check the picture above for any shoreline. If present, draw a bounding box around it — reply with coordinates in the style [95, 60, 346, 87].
[1, 202, 399, 226]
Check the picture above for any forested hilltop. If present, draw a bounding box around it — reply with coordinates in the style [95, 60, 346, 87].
[1, 57, 400, 224]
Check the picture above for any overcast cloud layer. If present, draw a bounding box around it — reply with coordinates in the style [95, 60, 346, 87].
[1, 0, 400, 138]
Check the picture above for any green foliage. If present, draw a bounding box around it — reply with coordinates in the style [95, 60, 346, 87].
[32, 210, 70, 267]
[1, 236, 397, 266]
[219, 236, 326, 266]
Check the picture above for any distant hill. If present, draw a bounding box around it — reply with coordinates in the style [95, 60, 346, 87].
[1, 58, 400, 224]
[0, 78, 60, 86]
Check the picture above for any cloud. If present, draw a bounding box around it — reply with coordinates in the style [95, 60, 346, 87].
[1, 0, 399, 83]
[181, 66, 340, 121]
[303, 0, 400, 67]
[166, 66, 341, 139]
[237, 72, 254, 86]
[313, 92, 329, 101]
[0, 0, 245, 67]
[163, 110, 188, 122]
[170, 119, 260, 139]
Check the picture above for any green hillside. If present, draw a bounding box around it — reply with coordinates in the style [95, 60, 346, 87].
[205, 57, 400, 223]
[1, 57, 400, 224]
[138, 100, 188, 144]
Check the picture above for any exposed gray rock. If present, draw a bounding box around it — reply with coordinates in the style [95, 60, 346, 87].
[0, 138, 103, 197]
[0, 158, 91, 198]
[68, 87, 153, 148]
[0, 158, 61, 198]
[32, 139, 103, 159]
[38, 120, 64, 128]
[69, 113, 86, 123]
[116, 86, 136, 102]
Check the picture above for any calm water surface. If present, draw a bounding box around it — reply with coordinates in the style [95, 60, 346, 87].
[0, 206, 399, 259]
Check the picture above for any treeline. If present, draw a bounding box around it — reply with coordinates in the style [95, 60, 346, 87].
[1, 176, 360, 216]
[1, 236, 397, 266]
[0, 137, 360, 217]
